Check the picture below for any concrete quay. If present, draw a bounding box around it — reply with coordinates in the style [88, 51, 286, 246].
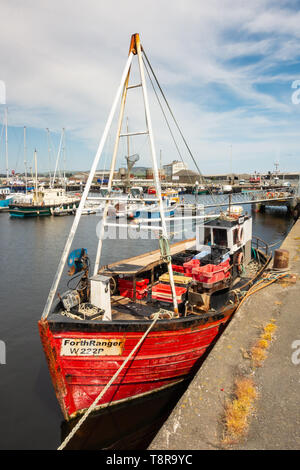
[149, 219, 300, 450]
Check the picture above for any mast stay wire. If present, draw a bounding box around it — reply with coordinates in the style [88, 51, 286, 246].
[142, 49, 218, 204]
[142, 56, 194, 188]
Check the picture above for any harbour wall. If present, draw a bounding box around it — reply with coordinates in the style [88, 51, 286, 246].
[149, 218, 300, 450]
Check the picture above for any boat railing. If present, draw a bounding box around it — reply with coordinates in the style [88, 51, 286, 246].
[251, 236, 269, 256]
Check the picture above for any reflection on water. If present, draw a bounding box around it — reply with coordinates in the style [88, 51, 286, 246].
[0, 198, 295, 449]
[61, 381, 188, 450]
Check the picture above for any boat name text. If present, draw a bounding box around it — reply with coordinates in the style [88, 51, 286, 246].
[60, 338, 125, 356]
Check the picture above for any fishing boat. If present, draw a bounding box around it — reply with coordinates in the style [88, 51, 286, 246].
[147, 187, 156, 195]
[161, 188, 180, 204]
[38, 34, 271, 425]
[81, 207, 97, 215]
[9, 149, 80, 218]
[0, 187, 13, 211]
[9, 188, 80, 217]
[193, 185, 208, 195]
[53, 205, 77, 216]
[130, 199, 177, 219]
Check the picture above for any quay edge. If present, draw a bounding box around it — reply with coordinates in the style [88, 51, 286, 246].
[149, 218, 300, 450]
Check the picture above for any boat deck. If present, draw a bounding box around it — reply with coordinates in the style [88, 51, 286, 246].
[111, 296, 158, 320]
[99, 238, 196, 276]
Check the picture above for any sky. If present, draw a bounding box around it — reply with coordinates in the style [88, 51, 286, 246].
[0, 0, 300, 176]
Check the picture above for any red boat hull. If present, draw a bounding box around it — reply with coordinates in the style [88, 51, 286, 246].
[39, 308, 234, 420]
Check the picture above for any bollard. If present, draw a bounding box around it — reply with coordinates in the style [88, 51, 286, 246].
[273, 249, 289, 270]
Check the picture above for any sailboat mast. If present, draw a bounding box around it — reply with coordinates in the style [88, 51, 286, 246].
[62, 128, 66, 189]
[46, 128, 52, 187]
[5, 107, 8, 180]
[34, 149, 38, 200]
[24, 126, 27, 194]
[52, 129, 63, 188]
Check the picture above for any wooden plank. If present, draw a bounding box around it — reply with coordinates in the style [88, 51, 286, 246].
[100, 238, 196, 275]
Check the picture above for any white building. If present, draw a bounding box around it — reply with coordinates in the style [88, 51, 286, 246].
[163, 160, 188, 178]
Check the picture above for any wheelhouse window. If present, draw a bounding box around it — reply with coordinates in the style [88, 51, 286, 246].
[204, 227, 212, 245]
[212, 228, 227, 247]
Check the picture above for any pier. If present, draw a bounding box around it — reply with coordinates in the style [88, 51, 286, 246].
[149, 218, 300, 450]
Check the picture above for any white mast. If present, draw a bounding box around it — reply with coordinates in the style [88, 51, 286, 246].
[41, 34, 179, 320]
[135, 35, 178, 316]
[93, 33, 179, 316]
[24, 126, 27, 194]
[5, 107, 8, 180]
[62, 128, 66, 189]
[52, 128, 64, 188]
[34, 149, 38, 200]
[46, 128, 52, 186]
[41, 49, 134, 320]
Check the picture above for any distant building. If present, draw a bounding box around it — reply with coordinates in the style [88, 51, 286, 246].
[163, 160, 188, 178]
[172, 169, 200, 184]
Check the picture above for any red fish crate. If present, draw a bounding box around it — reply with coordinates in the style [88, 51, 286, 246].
[118, 278, 149, 289]
[172, 265, 192, 277]
[119, 288, 148, 299]
[172, 264, 185, 273]
[151, 283, 187, 304]
[192, 259, 231, 285]
[183, 259, 200, 275]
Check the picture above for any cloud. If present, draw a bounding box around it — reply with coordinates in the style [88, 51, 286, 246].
[0, 0, 300, 173]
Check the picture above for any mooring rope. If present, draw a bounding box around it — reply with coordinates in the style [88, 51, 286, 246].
[57, 311, 160, 450]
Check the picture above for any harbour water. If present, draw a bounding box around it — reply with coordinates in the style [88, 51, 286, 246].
[0, 196, 295, 449]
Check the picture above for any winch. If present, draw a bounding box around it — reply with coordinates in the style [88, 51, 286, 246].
[60, 248, 90, 309]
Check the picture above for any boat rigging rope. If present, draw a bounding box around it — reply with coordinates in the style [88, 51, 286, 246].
[142, 50, 217, 203]
[235, 272, 289, 313]
[142, 57, 194, 188]
[57, 311, 160, 450]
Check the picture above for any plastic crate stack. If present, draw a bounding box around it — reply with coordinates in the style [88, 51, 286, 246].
[118, 278, 149, 299]
[191, 259, 231, 287]
[151, 284, 187, 304]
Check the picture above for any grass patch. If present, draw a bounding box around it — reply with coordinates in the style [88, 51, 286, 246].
[222, 320, 278, 445]
[250, 322, 277, 367]
[222, 378, 257, 445]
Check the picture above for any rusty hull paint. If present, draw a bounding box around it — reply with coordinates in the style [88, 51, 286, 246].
[38, 319, 69, 420]
[42, 309, 234, 420]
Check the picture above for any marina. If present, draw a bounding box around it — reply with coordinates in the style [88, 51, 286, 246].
[0, 199, 295, 449]
[0, 32, 298, 451]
